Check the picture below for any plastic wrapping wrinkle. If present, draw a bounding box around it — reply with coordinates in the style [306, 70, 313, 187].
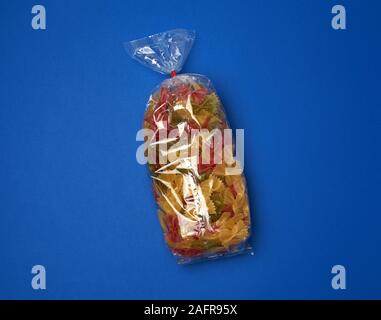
[125, 29, 196, 75]
[126, 29, 252, 264]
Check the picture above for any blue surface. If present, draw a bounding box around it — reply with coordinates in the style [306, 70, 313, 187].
[0, 0, 380, 299]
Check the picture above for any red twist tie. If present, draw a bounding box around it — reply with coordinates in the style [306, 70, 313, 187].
[170, 70, 177, 78]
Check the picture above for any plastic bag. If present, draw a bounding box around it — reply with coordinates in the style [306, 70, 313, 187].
[126, 29, 252, 264]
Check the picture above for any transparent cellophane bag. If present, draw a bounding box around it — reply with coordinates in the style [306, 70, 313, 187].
[143, 74, 252, 264]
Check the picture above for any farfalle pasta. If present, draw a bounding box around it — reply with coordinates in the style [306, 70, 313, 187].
[126, 29, 252, 263]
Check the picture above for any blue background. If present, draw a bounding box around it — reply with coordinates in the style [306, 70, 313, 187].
[0, 0, 380, 299]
